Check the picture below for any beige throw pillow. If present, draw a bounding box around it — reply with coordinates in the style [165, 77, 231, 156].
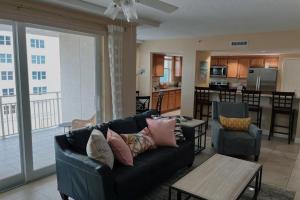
[86, 129, 114, 169]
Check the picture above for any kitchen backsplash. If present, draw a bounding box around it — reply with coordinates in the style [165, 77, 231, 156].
[210, 77, 247, 88]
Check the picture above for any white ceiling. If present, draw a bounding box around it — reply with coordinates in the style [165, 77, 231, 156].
[44, 0, 300, 40]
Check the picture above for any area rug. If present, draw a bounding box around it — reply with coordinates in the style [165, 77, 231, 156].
[140, 151, 295, 200]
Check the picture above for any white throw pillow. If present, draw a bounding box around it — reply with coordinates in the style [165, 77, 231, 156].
[86, 129, 114, 169]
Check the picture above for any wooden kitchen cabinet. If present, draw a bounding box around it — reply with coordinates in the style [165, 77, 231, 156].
[175, 90, 181, 108]
[218, 58, 228, 66]
[227, 58, 239, 78]
[174, 56, 182, 77]
[265, 57, 279, 68]
[168, 91, 176, 110]
[161, 93, 169, 112]
[211, 57, 219, 66]
[238, 58, 250, 78]
[250, 57, 264, 67]
[152, 90, 181, 113]
[152, 54, 164, 76]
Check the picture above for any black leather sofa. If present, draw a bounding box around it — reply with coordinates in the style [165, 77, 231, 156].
[55, 110, 195, 200]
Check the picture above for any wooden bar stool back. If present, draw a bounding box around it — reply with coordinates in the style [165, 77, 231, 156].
[219, 88, 237, 103]
[194, 87, 211, 129]
[242, 90, 262, 128]
[156, 92, 164, 115]
[269, 91, 295, 144]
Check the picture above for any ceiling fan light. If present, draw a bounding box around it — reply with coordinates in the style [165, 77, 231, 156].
[121, 0, 138, 22]
[104, 3, 121, 20]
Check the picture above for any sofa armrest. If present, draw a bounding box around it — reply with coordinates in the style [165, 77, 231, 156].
[249, 124, 262, 156]
[55, 135, 115, 200]
[211, 120, 225, 152]
[181, 126, 195, 143]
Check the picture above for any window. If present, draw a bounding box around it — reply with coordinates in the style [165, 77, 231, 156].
[11, 105, 16, 114]
[159, 56, 173, 83]
[2, 105, 16, 115]
[32, 71, 46, 80]
[2, 88, 14, 96]
[30, 39, 45, 48]
[1, 71, 13, 80]
[31, 55, 45, 64]
[0, 54, 12, 63]
[33, 86, 47, 94]
[0, 35, 11, 45]
[3, 105, 9, 115]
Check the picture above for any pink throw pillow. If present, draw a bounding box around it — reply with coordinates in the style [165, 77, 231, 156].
[141, 127, 156, 149]
[146, 118, 177, 147]
[106, 129, 133, 166]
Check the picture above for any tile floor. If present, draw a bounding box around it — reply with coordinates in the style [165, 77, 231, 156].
[1, 121, 300, 199]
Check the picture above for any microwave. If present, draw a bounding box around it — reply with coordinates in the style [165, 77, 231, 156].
[210, 66, 227, 77]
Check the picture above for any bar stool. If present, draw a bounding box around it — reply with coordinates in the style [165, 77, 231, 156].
[269, 91, 295, 144]
[219, 88, 237, 103]
[194, 87, 211, 129]
[242, 90, 262, 128]
[156, 92, 164, 115]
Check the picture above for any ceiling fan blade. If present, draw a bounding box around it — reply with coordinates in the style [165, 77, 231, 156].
[104, 2, 121, 20]
[137, 0, 178, 13]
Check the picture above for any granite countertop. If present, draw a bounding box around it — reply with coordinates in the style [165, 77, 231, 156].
[152, 87, 181, 92]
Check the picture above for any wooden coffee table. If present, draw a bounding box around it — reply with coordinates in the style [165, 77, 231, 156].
[169, 154, 262, 200]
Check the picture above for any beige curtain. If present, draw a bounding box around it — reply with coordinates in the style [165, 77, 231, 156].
[108, 25, 124, 119]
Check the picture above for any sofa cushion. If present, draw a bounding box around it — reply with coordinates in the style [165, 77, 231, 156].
[112, 146, 178, 200]
[109, 117, 138, 134]
[223, 131, 255, 155]
[86, 129, 114, 169]
[219, 115, 251, 131]
[134, 110, 158, 131]
[107, 129, 134, 166]
[66, 123, 110, 155]
[146, 118, 177, 147]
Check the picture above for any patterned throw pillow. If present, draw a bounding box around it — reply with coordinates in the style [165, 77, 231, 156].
[219, 115, 251, 131]
[120, 128, 155, 157]
[86, 129, 114, 169]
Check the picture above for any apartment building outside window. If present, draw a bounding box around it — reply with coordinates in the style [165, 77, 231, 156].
[2, 88, 14, 96]
[33, 86, 47, 94]
[0, 35, 11, 45]
[31, 39, 45, 48]
[32, 55, 45, 64]
[0, 54, 12, 63]
[32, 71, 46, 80]
[1, 71, 13, 80]
[2, 105, 16, 115]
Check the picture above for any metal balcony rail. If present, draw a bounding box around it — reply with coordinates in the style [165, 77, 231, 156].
[0, 92, 61, 138]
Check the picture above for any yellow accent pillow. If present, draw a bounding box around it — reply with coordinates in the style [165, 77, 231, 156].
[219, 115, 251, 131]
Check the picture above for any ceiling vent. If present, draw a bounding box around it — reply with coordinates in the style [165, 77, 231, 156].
[230, 41, 248, 47]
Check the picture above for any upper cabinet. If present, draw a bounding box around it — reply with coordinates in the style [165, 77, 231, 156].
[210, 56, 279, 79]
[211, 57, 219, 66]
[174, 56, 182, 77]
[238, 58, 250, 78]
[250, 57, 264, 67]
[218, 58, 228, 66]
[227, 58, 239, 78]
[265, 57, 279, 68]
[152, 54, 164, 77]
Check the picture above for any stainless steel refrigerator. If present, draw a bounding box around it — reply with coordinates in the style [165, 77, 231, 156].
[247, 68, 277, 92]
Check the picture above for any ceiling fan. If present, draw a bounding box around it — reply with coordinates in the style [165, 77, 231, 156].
[104, 0, 178, 22]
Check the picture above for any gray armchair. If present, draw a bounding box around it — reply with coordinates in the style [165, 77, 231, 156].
[211, 102, 262, 161]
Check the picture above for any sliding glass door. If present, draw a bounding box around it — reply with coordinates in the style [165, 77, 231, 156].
[0, 21, 101, 191]
[0, 21, 23, 191]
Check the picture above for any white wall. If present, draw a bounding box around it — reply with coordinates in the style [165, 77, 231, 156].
[59, 33, 96, 122]
[138, 38, 198, 116]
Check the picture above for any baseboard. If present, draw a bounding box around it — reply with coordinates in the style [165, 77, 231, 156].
[295, 138, 300, 144]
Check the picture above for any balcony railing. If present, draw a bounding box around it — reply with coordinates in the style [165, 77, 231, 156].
[0, 92, 61, 138]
